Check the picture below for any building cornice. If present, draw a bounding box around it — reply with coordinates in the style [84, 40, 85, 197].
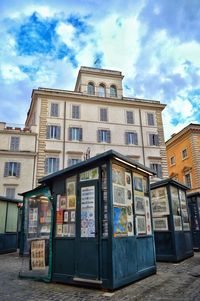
[166, 123, 200, 147]
[0, 150, 37, 157]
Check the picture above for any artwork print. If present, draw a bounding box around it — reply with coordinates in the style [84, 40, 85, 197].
[113, 185, 126, 205]
[113, 207, 128, 236]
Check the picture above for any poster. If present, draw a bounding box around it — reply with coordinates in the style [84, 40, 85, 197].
[135, 216, 146, 235]
[113, 207, 128, 236]
[113, 184, 126, 205]
[80, 168, 99, 181]
[135, 196, 146, 215]
[145, 197, 152, 235]
[28, 208, 38, 233]
[133, 174, 144, 194]
[174, 215, 182, 231]
[81, 186, 95, 237]
[59, 196, 67, 210]
[153, 217, 168, 231]
[56, 211, 63, 224]
[67, 196, 76, 209]
[151, 187, 169, 217]
[112, 165, 125, 186]
[31, 240, 45, 270]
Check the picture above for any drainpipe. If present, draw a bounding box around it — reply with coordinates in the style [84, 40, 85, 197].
[139, 108, 145, 165]
[63, 101, 67, 169]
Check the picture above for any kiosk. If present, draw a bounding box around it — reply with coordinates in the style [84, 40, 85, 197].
[187, 192, 200, 251]
[0, 196, 22, 254]
[150, 178, 193, 262]
[19, 186, 52, 281]
[39, 150, 156, 290]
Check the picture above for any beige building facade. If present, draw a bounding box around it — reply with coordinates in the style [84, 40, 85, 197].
[0, 122, 37, 199]
[26, 66, 168, 184]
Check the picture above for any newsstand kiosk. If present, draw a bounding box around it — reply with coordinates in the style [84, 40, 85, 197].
[38, 150, 156, 290]
[187, 192, 200, 251]
[150, 178, 193, 262]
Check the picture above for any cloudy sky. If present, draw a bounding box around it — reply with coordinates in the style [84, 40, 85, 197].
[0, 0, 199, 140]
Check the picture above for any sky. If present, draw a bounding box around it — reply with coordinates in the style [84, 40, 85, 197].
[0, 0, 200, 140]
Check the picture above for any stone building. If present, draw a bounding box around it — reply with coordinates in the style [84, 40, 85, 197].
[25, 66, 168, 185]
[0, 122, 37, 199]
[166, 123, 200, 192]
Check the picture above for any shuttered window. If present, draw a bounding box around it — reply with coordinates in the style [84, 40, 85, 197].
[149, 134, 159, 146]
[68, 127, 83, 141]
[100, 108, 108, 122]
[126, 111, 134, 124]
[6, 187, 16, 199]
[45, 157, 59, 174]
[47, 125, 61, 139]
[125, 132, 138, 145]
[150, 163, 163, 178]
[72, 105, 80, 119]
[50, 103, 59, 117]
[10, 137, 20, 151]
[147, 113, 155, 126]
[4, 162, 21, 177]
[97, 130, 111, 143]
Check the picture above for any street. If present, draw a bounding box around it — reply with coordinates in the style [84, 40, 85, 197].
[0, 252, 200, 301]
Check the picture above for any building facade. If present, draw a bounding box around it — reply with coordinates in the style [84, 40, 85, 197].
[0, 122, 37, 199]
[25, 66, 168, 185]
[166, 123, 200, 192]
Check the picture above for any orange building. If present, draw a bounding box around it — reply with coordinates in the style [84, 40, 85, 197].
[166, 123, 200, 193]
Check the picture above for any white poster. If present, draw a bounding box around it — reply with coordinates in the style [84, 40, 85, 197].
[81, 186, 95, 238]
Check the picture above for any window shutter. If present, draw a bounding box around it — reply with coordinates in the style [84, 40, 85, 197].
[68, 159, 72, 167]
[157, 165, 162, 178]
[155, 135, 159, 146]
[97, 130, 101, 142]
[125, 132, 128, 144]
[47, 126, 50, 139]
[45, 158, 49, 174]
[4, 162, 9, 177]
[107, 130, 111, 143]
[149, 134, 153, 145]
[57, 126, 61, 140]
[16, 163, 20, 177]
[56, 158, 59, 171]
[51, 104, 54, 116]
[79, 128, 83, 141]
[134, 133, 138, 145]
[69, 128, 72, 140]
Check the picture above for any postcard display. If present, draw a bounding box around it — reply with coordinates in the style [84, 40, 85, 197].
[112, 164, 152, 238]
[186, 193, 200, 251]
[151, 181, 193, 262]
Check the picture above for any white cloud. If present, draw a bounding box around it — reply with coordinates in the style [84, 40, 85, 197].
[1, 64, 28, 82]
[55, 22, 75, 47]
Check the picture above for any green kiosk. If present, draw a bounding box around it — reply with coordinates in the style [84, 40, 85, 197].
[37, 150, 156, 290]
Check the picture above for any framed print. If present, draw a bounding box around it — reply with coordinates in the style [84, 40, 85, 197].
[125, 172, 131, 186]
[67, 181, 76, 196]
[113, 184, 126, 205]
[31, 239, 45, 270]
[133, 174, 144, 194]
[112, 165, 125, 186]
[56, 211, 63, 224]
[145, 197, 152, 235]
[62, 224, 68, 236]
[80, 168, 99, 181]
[151, 187, 169, 217]
[136, 215, 146, 235]
[153, 217, 168, 231]
[59, 196, 67, 210]
[56, 224, 63, 237]
[113, 207, 128, 236]
[135, 196, 145, 215]
[67, 196, 76, 209]
[173, 215, 182, 231]
[63, 210, 69, 223]
[70, 210, 76, 222]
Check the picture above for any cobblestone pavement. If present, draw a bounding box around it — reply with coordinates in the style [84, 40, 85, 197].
[0, 252, 200, 301]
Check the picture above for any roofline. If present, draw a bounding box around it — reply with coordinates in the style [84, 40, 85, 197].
[166, 123, 200, 145]
[19, 184, 48, 196]
[39, 149, 155, 184]
[150, 177, 189, 190]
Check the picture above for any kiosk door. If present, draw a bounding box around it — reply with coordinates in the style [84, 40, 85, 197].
[74, 181, 101, 283]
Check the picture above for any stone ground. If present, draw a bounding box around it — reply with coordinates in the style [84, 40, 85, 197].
[0, 252, 200, 301]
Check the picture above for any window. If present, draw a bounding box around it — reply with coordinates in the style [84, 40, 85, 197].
[147, 113, 155, 126]
[68, 158, 82, 166]
[10, 136, 20, 151]
[182, 148, 188, 159]
[126, 111, 134, 124]
[4, 162, 20, 177]
[97, 129, 111, 143]
[50, 103, 59, 117]
[185, 173, 192, 188]
[72, 105, 80, 119]
[47, 125, 61, 139]
[69, 127, 82, 141]
[125, 132, 138, 145]
[6, 187, 16, 199]
[149, 133, 159, 146]
[45, 157, 59, 174]
[100, 108, 108, 122]
[87, 82, 95, 95]
[110, 85, 117, 97]
[150, 163, 163, 178]
[98, 84, 106, 97]
[170, 156, 175, 165]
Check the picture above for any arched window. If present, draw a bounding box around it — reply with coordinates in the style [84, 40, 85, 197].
[87, 82, 95, 95]
[99, 84, 106, 97]
[110, 85, 117, 97]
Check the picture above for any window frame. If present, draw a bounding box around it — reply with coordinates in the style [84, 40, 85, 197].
[50, 103, 59, 117]
[4, 162, 21, 177]
[99, 107, 108, 122]
[69, 127, 83, 141]
[170, 156, 176, 166]
[45, 157, 60, 174]
[72, 105, 80, 119]
[110, 85, 117, 97]
[98, 84, 106, 97]
[97, 129, 111, 143]
[149, 133, 159, 146]
[126, 111, 134, 124]
[182, 148, 188, 160]
[184, 173, 192, 188]
[47, 125, 61, 140]
[5, 187, 16, 199]
[125, 131, 138, 145]
[87, 82, 95, 95]
[147, 112, 155, 126]
[150, 163, 163, 178]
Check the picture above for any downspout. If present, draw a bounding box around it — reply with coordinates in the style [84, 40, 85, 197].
[63, 101, 67, 169]
[139, 108, 145, 165]
[32, 134, 37, 188]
